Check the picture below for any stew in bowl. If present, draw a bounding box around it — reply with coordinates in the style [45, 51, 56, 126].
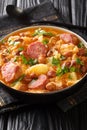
[0, 26, 87, 94]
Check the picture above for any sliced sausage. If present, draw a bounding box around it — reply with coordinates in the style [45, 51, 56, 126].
[27, 42, 48, 59]
[28, 74, 48, 89]
[60, 33, 79, 45]
[1, 62, 22, 82]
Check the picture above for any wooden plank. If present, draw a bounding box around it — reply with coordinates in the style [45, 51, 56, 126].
[71, 0, 87, 26]
[0, 0, 16, 16]
[16, 0, 42, 9]
[0, 114, 8, 130]
[51, 0, 71, 23]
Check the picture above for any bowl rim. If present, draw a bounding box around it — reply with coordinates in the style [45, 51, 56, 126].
[0, 25, 87, 95]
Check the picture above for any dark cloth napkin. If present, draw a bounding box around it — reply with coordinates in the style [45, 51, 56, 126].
[0, 1, 87, 113]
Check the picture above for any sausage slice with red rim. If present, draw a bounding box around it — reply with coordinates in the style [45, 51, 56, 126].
[1, 62, 22, 82]
[27, 42, 48, 59]
[28, 74, 48, 89]
[60, 33, 79, 45]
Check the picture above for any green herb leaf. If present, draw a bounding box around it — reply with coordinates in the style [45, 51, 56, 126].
[11, 74, 25, 86]
[76, 58, 84, 65]
[32, 28, 45, 36]
[56, 66, 63, 76]
[18, 47, 24, 51]
[28, 58, 38, 66]
[77, 42, 84, 48]
[56, 66, 69, 76]
[21, 55, 29, 64]
[43, 32, 54, 37]
[42, 39, 49, 44]
[52, 57, 60, 66]
[70, 66, 76, 72]
[32, 28, 54, 37]
[18, 74, 25, 81]
[21, 55, 38, 65]
[0, 40, 5, 44]
[62, 67, 69, 74]
[14, 57, 18, 62]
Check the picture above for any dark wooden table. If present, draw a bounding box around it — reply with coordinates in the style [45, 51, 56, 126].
[0, 0, 87, 130]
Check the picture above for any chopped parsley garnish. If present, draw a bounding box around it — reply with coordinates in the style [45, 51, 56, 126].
[0, 39, 5, 44]
[77, 42, 84, 48]
[32, 28, 45, 36]
[76, 58, 84, 65]
[21, 55, 29, 64]
[70, 66, 76, 72]
[11, 74, 25, 86]
[18, 47, 24, 51]
[55, 57, 84, 76]
[56, 66, 63, 76]
[42, 39, 49, 44]
[14, 57, 18, 62]
[52, 57, 60, 66]
[18, 74, 25, 81]
[28, 58, 38, 66]
[56, 66, 69, 76]
[62, 67, 69, 74]
[32, 28, 55, 37]
[43, 32, 54, 37]
[21, 55, 38, 65]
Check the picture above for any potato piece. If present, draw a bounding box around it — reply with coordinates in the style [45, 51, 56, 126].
[67, 72, 78, 86]
[69, 72, 77, 81]
[26, 64, 48, 76]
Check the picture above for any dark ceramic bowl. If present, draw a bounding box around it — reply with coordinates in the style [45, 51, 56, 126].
[0, 25, 87, 104]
